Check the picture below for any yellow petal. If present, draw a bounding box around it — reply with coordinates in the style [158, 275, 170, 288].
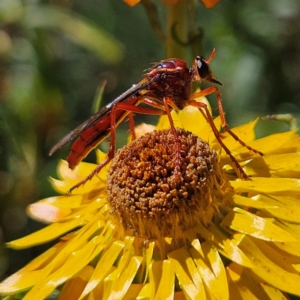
[178, 105, 207, 135]
[107, 256, 143, 300]
[222, 119, 258, 151]
[168, 247, 206, 299]
[144, 241, 155, 284]
[59, 197, 107, 222]
[0, 247, 58, 294]
[0, 270, 45, 295]
[236, 234, 300, 296]
[22, 237, 97, 300]
[59, 266, 94, 300]
[123, 284, 144, 300]
[149, 260, 175, 300]
[190, 241, 229, 300]
[79, 240, 125, 298]
[7, 216, 86, 249]
[27, 202, 72, 223]
[232, 194, 276, 210]
[192, 223, 253, 268]
[242, 130, 298, 155]
[260, 283, 288, 300]
[51, 160, 107, 194]
[268, 221, 300, 260]
[243, 152, 300, 177]
[226, 262, 274, 299]
[221, 207, 296, 242]
[254, 194, 300, 223]
[231, 177, 300, 196]
[137, 283, 150, 299]
[156, 111, 182, 130]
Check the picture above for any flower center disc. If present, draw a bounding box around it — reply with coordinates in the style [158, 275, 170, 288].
[107, 128, 230, 242]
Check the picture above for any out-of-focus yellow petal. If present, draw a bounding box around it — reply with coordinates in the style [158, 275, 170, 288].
[221, 208, 296, 242]
[231, 177, 300, 196]
[0, 247, 59, 294]
[7, 216, 86, 249]
[27, 202, 72, 223]
[190, 241, 229, 300]
[178, 105, 207, 135]
[222, 119, 258, 151]
[59, 266, 94, 300]
[156, 110, 182, 130]
[5, 213, 113, 296]
[22, 237, 99, 300]
[51, 159, 107, 194]
[168, 247, 206, 299]
[132, 123, 156, 140]
[0, 269, 45, 295]
[235, 234, 300, 296]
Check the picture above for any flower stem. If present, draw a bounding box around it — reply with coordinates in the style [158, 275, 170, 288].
[166, 0, 189, 59]
[165, 0, 204, 60]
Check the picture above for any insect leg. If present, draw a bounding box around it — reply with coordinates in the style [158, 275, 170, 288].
[163, 97, 182, 177]
[68, 103, 165, 194]
[206, 48, 216, 63]
[125, 97, 167, 141]
[191, 88, 263, 156]
[187, 99, 250, 179]
[128, 113, 136, 140]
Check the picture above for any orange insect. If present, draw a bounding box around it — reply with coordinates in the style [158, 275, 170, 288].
[50, 49, 262, 193]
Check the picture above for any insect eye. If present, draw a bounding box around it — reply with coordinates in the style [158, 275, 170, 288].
[196, 56, 209, 79]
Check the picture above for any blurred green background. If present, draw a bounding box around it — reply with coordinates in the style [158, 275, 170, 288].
[0, 0, 299, 281]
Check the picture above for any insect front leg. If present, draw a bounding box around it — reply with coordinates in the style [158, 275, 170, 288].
[187, 99, 250, 180]
[191, 88, 263, 156]
[162, 97, 182, 178]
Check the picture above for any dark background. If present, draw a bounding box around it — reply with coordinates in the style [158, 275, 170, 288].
[0, 0, 299, 282]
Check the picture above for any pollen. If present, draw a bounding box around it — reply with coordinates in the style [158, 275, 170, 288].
[107, 128, 231, 246]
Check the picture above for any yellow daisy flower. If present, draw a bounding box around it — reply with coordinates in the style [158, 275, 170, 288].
[1, 101, 300, 299]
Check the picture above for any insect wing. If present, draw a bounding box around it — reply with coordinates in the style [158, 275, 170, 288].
[49, 78, 151, 156]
